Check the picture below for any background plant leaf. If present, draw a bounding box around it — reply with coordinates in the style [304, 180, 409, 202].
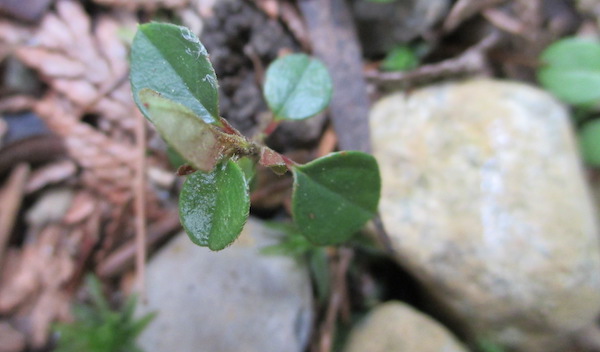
[179, 160, 250, 250]
[131, 22, 220, 124]
[292, 151, 380, 245]
[380, 45, 419, 72]
[579, 119, 600, 166]
[139, 88, 226, 172]
[538, 37, 600, 106]
[263, 53, 332, 121]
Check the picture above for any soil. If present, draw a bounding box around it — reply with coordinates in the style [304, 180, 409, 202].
[201, 0, 298, 137]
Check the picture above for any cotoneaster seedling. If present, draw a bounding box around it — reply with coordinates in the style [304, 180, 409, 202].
[130, 22, 381, 250]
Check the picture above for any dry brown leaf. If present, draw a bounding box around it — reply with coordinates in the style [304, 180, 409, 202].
[63, 191, 98, 225]
[0, 96, 36, 114]
[25, 160, 77, 194]
[29, 277, 71, 347]
[0, 20, 33, 61]
[16, 0, 139, 204]
[0, 225, 76, 347]
[0, 321, 26, 352]
[35, 94, 136, 201]
[443, 0, 506, 32]
[93, 0, 188, 11]
[252, 0, 279, 18]
[17, 0, 137, 136]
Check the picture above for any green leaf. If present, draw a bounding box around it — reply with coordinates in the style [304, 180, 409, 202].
[179, 160, 250, 250]
[166, 145, 188, 170]
[538, 37, 600, 106]
[264, 53, 333, 121]
[579, 119, 600, 166]
[291, 151, 380, 245]
[139, 88, 228, 172]
[131, 22, 220, 125]
[236, 156, 257, 191]
[380, 46, 419, 72]
[308, 248, 331, 305]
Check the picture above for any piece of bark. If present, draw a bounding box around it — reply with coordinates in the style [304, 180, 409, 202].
[298, 0, 372, 153]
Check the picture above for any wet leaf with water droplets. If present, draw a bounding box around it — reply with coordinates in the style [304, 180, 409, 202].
[131, 22, 220, 125]
[292, 151, 380, 245]
[179, 160, 250, 250]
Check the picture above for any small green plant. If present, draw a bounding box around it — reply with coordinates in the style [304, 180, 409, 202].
[130, 23, 381, 250]
[380, 45, 419, 72]
[538, 37, 600, 167]
[476, 338, 506, 352]
[261, 222, 331, 304]
[538, 37, 600, 106]
[53, 275, 155, 352]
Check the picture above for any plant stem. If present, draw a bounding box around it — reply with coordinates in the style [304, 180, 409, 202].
[263, 120, 281, 136]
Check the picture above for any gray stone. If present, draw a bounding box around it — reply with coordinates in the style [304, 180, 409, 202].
[351, 0, 450, 56]
[370, 79, 600, 351]
[137, 218, 313, 352]
[344, 301, 468, 352]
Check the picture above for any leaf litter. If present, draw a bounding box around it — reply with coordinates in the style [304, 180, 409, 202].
[0, 1, 176, 350]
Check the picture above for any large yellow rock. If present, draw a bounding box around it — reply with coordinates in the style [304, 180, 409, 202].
[344, 302, 467, 352]
[371, 79, 600, 351]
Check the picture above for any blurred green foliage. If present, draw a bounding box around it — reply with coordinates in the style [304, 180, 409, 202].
[53, 275, 155, 352]
[538, 37, 600, 167]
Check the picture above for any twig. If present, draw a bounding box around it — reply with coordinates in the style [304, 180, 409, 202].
[244, 44, 266, 86]
[365, 31, 501, 88]
[0, 135, 66, 177]
[25, 160, 77, 194]
[315, 127, 337, 158]
[96, 210, 180, 278]
[0, 95, 36, 113]
[279, 1, 311, 52]
[371, 214, 395, 255]
[482, 8, 527, 36]
[0, 163, 30, 272]
[133, 110, 147, 296]
[76, 70, 129, 116]
[298, 0, 372, 153]
[443, 0, 506, 33]
[317, 247, 353, 352]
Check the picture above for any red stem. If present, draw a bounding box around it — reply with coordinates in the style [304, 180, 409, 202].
[263, 120, 281, 136]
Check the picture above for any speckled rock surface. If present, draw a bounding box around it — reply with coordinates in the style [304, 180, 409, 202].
[137, 218, 313, 352]
[344, 301, 468, 352]
[370, 79, 600, 351]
